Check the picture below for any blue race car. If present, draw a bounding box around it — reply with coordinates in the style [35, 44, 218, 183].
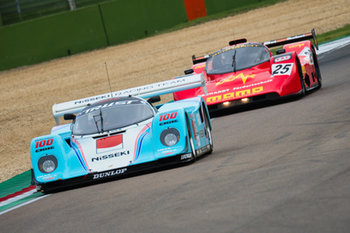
[30, 74, 213, 192]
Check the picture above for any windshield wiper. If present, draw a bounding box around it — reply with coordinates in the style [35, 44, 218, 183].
[100, 108, 104, 133]
[232, 49, 237, 73]
[93, 115, 102, 134]
[92, 109, 104, 134]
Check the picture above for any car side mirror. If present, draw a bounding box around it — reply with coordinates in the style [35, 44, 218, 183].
[147, 96, 161, 104]
[64, 113, 76, 121]
[184, 69, 194, 75]
[276, 49, 286, 55]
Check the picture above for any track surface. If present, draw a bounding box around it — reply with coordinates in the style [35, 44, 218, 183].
[1, 46, 350, 232]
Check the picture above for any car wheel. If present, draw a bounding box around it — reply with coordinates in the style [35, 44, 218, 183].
[206, 124, 213, 154]
[296, 57, 306, 96]
[312, 47, 322, 89]
[204, 113, 213, 154]
[30, 169, 37, 185]
[186, 115, 197, 161]
[189, 131, 197, 161]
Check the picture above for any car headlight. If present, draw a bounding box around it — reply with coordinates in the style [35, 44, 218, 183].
[38, 155, 58, 173]
[160, 128, 180, 147]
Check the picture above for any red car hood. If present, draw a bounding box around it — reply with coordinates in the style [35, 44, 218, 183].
[176, 62, 274, 105]
[174, 61, 302, 106]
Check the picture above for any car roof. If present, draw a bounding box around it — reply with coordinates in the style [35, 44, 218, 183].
[78, 96, 149, 116]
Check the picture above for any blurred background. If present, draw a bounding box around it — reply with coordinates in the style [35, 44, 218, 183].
[0, 0, 103, 25]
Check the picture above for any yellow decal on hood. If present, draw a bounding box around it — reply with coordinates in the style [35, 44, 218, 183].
[216, 73, 255, 86]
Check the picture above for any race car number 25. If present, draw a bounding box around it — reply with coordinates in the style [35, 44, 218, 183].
[272, 63, 293, 76]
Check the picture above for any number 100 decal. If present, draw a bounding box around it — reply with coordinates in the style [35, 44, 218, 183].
[35, 139, 53, 148]
[272, 63, 294, 76]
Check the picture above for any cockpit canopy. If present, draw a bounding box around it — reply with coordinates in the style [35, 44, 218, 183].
[72, 97, 155, 136]
[206, 43, 271, 75]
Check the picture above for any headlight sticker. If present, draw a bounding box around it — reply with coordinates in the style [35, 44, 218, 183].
[38, 155, 58, 173]
[160, 128, 180, 147]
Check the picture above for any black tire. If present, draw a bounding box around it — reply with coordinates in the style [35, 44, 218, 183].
[38, 184, 48, 193]
[296, 57, 306, 96]
[206, 124, 213, 154]
[203, 111, 213, 154]
[189, 131, 197, 161]
[312, 46, 322, 89]
[186, 114, 197, 161]
[30, 169, 37, 186]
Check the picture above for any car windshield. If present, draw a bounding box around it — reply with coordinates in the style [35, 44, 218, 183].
[206, 43, 270, 75]
[72, 97, 154, 135]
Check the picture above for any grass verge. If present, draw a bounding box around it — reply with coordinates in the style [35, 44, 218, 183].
[318, 24, 350, 43]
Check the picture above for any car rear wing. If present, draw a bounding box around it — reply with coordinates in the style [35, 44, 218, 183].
[192, 54, 209, 64]
[52, 73, 207, 124]
[263, 29, 318, 50]
[228, 38, 247, 46]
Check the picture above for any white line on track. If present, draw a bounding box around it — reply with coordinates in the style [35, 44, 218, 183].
[317, 36, 350, 55]
[0, 189, 37, 207]
[0, 194, 50, 216]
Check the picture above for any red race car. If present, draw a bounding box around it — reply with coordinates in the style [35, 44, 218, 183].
[173, 29, 322, 112]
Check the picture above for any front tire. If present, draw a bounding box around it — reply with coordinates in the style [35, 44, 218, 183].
[312, 46, 322, 89]
[203, 112, 213, 154]
[189, 133, 197, 161]
[296, 57, 306, 96]
[186, 114, 197, 161]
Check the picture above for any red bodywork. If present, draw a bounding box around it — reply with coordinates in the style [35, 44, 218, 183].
[174, 35, 321, 111]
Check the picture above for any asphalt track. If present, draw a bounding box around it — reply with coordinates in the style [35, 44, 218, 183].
[1, 45, 350, 233]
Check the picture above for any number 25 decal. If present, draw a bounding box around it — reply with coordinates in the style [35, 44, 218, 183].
[272, 63, 294, 76]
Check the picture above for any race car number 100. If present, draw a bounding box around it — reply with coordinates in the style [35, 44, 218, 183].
[35, 139, 53, 148]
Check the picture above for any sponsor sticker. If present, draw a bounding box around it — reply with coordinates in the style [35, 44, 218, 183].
[159, 120, 178, 126]
[35, 146, 54, 153]
[181, 154, 192, 160]
[96, 134, 123, 154]
[274, 54, 292, 63]
[288, 43, 305, 49]
[216, 73, 255, 86]
[92, 150, 130, 162]
[206, 86, 264, 104]
[93, 168, 127, 180]
[298, 47, 314, 65]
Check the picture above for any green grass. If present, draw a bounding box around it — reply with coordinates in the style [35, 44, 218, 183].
[318, 24, 350, 44]
[266, 25, 350, 55]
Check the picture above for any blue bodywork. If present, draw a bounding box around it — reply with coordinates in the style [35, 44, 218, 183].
[30, 96, 212, 191]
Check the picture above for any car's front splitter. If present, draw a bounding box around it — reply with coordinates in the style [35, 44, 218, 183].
[35, 153, 195, 193]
